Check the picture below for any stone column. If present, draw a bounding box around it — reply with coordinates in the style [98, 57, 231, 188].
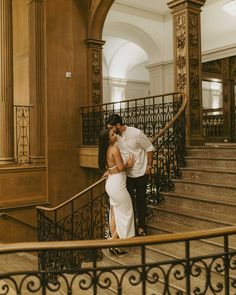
[85, 38, 105, 105]
[28, 0, 45, 164]
[168, 0, 206, 146]
[0, 0, 15, 164]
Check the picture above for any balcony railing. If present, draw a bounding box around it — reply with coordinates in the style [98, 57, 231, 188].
[1, 226, 236, 294]
[80, 92, 183, 145]
[203, 108, 224, 141]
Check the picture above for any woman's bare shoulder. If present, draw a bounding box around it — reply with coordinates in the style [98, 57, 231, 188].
[110, 145, 119, 155]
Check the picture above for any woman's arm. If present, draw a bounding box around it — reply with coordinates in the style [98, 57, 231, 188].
[112, 146, 134, 171]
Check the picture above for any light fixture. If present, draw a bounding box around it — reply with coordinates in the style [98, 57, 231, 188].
[222, 0, 236, 16]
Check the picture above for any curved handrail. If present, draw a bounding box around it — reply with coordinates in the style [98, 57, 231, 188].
[80, 92, 182, 108]
[151, 92, 187, 143]
[36, 92, 187, 212]
[1, 225, 236, 254]
[36, 177, 105, 212]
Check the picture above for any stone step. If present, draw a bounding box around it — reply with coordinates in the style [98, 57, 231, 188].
[185, 157, 236, 170]
[181, 167, 236, 185]
[187, 145, 236, 158]
[158, 192, 236, 224]
[148, 226, 236, 253]
[173, 179, 236, 198]
[148, 206, 232, 231]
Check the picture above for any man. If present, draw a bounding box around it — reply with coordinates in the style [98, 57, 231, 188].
[105, 114, 154, 236]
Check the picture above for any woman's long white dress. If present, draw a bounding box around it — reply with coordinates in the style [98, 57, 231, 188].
[105, 171, 135, 238]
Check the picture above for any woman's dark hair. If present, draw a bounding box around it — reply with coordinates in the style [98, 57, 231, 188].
[98, 129, 110, 174]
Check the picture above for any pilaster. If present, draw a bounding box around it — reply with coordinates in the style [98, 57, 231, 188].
[85, 38, 105, 105]
[168, 0, 206, 146]
[0, 0, 15, 164]
[28, 0, 45, 164]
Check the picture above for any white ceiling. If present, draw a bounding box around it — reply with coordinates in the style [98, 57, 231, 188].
[103, 0, 236, 81]
[115, 0, 221, 15]
[116, 0, 170, 15]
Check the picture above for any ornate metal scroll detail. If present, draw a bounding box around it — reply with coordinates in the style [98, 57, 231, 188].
[14, 106, 31, 164]
[1, 245, 236, 294]
[37, 188, 109, 273]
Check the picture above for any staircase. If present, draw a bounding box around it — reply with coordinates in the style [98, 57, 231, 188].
[148, 144, 236, 236]
[1, 145, 235, 294]
[96, 144, 236, 294]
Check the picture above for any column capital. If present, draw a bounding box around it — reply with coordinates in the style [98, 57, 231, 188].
[167, 0, 206, 11]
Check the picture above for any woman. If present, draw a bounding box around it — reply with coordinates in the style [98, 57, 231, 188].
[98, 129, 135, 255]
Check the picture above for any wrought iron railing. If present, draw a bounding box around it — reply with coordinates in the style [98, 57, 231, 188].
[203, 108, 224, 140]
[80, 92, 187, 200]
[14, 105, 32, 164]
[1, 226, 236, 294]
[80, 92, 184, 145]
[37, 92, 187, 273]
[36, 178, 108, 271]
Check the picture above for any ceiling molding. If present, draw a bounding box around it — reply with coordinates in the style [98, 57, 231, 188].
[111, 2, 169, 21]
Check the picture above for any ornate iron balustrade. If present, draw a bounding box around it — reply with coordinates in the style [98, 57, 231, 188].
[80, 93, 187, 202]
[14, 105, 32, 164]
[36, 178, 109, 272]
[80, 93, 183, 145]
[36, 93, 186, 273]
[203, 108, 224, 140]
[1, 226, 236, 294]
[149, 94, 186, 197]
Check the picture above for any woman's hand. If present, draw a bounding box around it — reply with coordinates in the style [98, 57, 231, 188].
[102, 170, 109, 179]
[126, 154, 135, 169]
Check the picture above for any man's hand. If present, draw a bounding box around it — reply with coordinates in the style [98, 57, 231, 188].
[146, 165, 153, 175]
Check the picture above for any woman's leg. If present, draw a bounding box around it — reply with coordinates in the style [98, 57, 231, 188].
[110, 207, 119, 239]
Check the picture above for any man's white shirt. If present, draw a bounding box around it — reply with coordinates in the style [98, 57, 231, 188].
[116, 126, 154, 178]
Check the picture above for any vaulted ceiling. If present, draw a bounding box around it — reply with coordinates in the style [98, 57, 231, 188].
[102, 0, 236, 81]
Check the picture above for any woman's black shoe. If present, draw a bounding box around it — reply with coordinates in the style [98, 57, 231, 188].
[114, 248, 127, 255]
[109, 248, 118, 256]
[109, 247, 127, 256]
[137, 228, 147, 236]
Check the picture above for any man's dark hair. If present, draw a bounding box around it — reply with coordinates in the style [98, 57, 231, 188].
[105, 113, 123, 126]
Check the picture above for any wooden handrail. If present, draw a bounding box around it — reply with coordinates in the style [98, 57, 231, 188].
[151, 93, 187, 143]
[36, 177, 105, 211]
[80, 92, 182, 108]
[1, 225, 236, 254]
[37, 92, 187, 212]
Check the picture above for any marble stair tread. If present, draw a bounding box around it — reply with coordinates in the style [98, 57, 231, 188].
[160, 191, 236, 206]
[156, 197, 236, 224]
[149, 205, 236, 226]
[173, 178, 236, 189]
[147, 228, 236, 259]
[181, 166, 236, 173]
